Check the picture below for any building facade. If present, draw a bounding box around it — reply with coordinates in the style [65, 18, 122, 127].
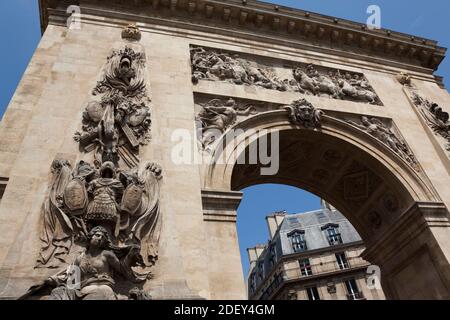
[0, 0, 449, 299]
[247, 202, 385, 300]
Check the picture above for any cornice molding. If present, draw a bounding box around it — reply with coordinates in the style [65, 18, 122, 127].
[201, 189, 243, 222]
[39, 0, 446, 72]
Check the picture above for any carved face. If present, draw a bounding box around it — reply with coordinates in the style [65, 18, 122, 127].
[298, 106, 313, 120]
[361, 116, 370, 126]
[225, 98, 236, 107]
[88, 226, 110, 249]
[90, 231, 107, 248]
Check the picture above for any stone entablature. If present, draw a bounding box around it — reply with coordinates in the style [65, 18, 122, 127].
[39, 0, 445, 72]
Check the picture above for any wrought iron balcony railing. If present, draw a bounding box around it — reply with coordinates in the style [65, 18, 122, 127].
[250, 257, 369, 299]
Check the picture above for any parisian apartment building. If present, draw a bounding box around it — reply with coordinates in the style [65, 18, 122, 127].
[247, 201, 386, 300]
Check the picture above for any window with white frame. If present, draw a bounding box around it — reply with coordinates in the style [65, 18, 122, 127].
[322, 224, 343, 246]
[299, 258, 313, 276]
[288, 230, 307, 253]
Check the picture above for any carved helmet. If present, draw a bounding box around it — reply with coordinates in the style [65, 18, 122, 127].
[100, 161, 116, 178]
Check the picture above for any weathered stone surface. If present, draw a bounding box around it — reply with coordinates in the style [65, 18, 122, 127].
[0, 0, 449, 300]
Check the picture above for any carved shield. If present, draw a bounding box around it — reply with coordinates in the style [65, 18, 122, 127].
[121, 184, 143, 216]
[86, 101, 105, 123]
[63, 178, 88, 215]
[128, 108, 149, 127]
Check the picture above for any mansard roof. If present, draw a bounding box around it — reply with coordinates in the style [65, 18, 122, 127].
[39, 0, 446, 72]
[247, 208, 362, 279]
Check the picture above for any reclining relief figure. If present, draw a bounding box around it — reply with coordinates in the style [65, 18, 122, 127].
[23, 226, 148, 300]
[191, 46, 382, 105]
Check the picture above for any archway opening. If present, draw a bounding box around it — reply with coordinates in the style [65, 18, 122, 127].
[230, 129, 415, 244]
[237, 184, 321, 276]
[228, 127, 407, 300]
[235, 182, 387, 300]
[204, 114, 449, 299]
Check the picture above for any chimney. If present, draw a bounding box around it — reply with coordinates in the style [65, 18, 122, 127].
[321, 199, 336, 211]
[255, 245, 265, 258]
[266, 211, 287, 239]
[247, 247, 259, 265]
[247, 244, 266, 271]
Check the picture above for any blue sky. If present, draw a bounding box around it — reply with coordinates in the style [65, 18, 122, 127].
[1, 0, 449, 277]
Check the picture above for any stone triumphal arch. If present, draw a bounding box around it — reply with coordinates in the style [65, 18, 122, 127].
[0, 0, 449, 299]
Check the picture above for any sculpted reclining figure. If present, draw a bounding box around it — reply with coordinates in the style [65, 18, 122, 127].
[22, 226, 149, 300]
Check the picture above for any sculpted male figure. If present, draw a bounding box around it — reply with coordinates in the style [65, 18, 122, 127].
[23, 226, 146, 300]
[196, 98, 257, 148]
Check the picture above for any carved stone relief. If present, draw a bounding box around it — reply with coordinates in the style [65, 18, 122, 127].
[24, 26, 163, 301]
[312, 168, 332, 186]
[346, 116, 419, 171]
[195, 96, 324, 150]
[383, 193, 400, 213]
[333, 160, 383, 213]
[410, 92, 450, 155]
[343, 171, 369, 201]
[327, 282, 337, 294]
[396, 72, 413, 86]
[284, 99, 323, 128]
[75, 40, 152, 168]
[367, 211, 382, 230]
[322, 149, 344, 167]
[195, 94, 419, 176]
[280, 141, 315, 172]
[190, 46, 383, 105]
[195, 97, 262, 150]
[122, 23, 142, 42]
